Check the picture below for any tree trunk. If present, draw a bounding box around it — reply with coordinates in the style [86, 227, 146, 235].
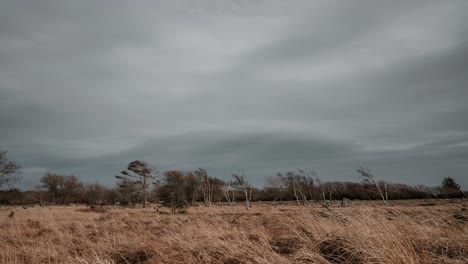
[143, 174, 147, 208]
[244, 188, 249, 210]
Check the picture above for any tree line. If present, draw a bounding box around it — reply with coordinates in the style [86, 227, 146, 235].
[0, 150, 466, 207]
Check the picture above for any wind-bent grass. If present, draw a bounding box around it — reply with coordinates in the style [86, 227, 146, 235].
[0, 200, 467, 263]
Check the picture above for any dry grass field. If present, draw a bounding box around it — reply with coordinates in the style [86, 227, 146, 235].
[1, 200, 467, 264]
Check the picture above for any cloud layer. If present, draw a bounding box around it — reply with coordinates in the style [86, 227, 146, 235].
[1, 1, 468, 188]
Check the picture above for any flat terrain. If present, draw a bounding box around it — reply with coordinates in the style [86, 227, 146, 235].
[1, 199, 467, 263]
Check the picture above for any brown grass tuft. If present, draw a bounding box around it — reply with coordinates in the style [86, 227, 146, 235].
[271, 236, 304, 255]
[319, 237, 367, 264]
[432, 238, 468, 260]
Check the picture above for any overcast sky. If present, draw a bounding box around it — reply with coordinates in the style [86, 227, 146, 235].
[1, 1, 467, 189]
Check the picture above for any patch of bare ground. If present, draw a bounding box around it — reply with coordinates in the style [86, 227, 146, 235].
[0, 199, 467, 263]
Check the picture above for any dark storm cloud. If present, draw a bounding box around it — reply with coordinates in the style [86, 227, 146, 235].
[1, 0, 468, 189]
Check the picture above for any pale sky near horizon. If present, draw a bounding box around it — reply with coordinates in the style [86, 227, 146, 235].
[1, 1, 467, 189]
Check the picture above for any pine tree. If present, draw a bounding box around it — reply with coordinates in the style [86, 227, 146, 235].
[441, 177, 461, 190]
[115, 160, 155, 207]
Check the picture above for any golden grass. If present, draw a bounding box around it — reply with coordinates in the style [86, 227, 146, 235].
[1, 200, 467, 263]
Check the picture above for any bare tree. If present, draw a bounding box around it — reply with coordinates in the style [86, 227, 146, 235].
[40, 173, 82, 204]
[285, 172, 303, 205]
[357, 167, 388, 206]
[280, 170, 313, 205]
[265, 175, 287, 202]
[0, 148, 20, 187]
[221, 181, 235, 205]
[323, 181, 336, 202]
[116, 160, 156, 208]
[194, 168, 213, 207]
[297, 170, 316, 204]
[82, 182, 108, 205]
[232, 172, 252, 210]
[313, 172, 326, 202]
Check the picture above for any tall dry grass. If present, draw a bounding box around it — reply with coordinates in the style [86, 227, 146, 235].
[0, 200, 467, 263]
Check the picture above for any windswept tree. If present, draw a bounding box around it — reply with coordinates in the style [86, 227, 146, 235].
[357, 167, 388, 207]
[277, 170, 315, 205]
[116, 160, 156, 207]
[0, 148, 21, 188]
[40, 173, 82, 204]
[232, 172, 253, 210]
[115, 173, 140, 204]
[221, 181, 235, 205]
[265, 175, 287, 202]
[282, 172, 303, 205]
[312, 172, 335, 203]
[194, 168, 218, 207]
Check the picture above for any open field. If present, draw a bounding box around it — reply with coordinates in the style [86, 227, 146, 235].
[1, 200, 467, 264]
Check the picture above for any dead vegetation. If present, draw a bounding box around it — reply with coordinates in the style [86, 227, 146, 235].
[0, 200, 467, 263]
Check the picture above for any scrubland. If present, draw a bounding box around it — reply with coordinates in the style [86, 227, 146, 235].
[1, 200, 467, 264]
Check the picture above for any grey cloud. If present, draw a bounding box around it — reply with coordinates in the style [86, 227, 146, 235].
[1, 1, 468, 189]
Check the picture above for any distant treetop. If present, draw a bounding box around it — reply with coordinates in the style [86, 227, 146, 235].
[441, 177, 461, 190]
